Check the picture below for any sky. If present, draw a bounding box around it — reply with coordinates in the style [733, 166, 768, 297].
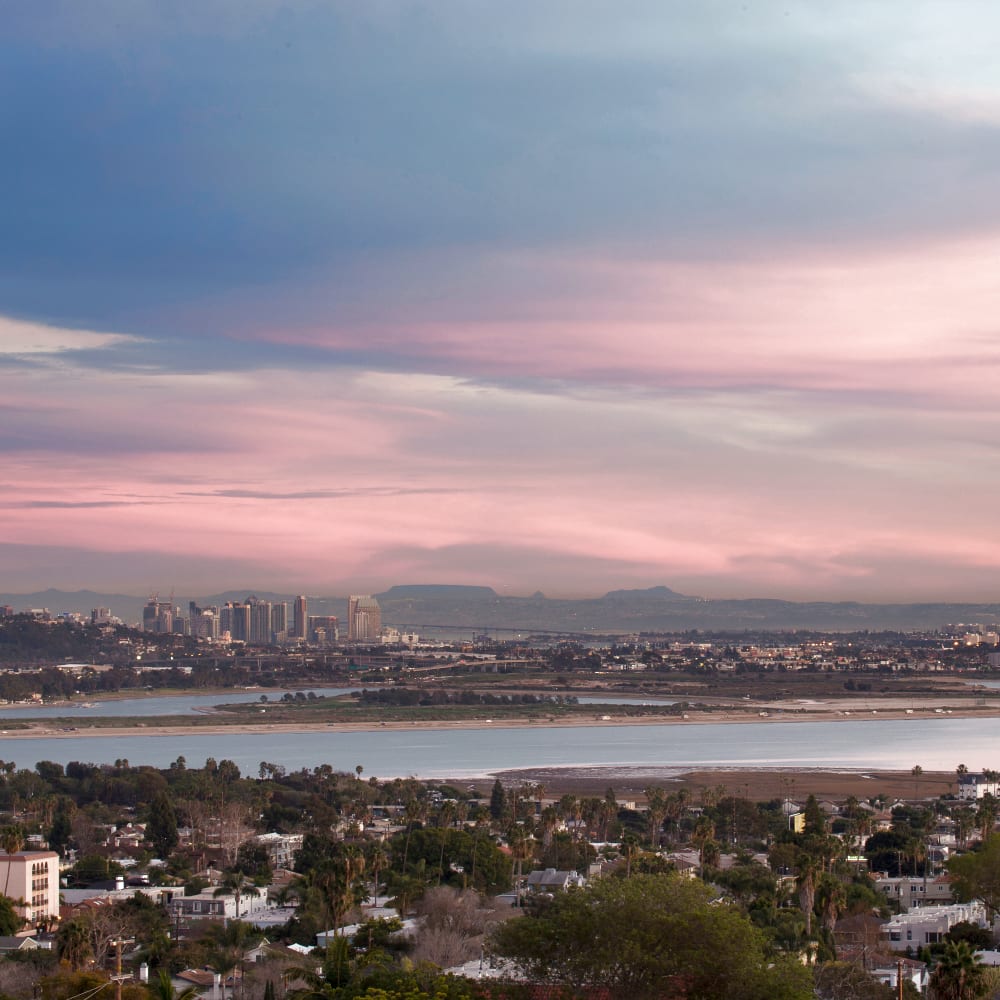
[3, 1, 1000, 602]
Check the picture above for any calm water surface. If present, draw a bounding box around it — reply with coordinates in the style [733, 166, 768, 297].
[1, 716, 997, 778]
[575, 696, 677, 706]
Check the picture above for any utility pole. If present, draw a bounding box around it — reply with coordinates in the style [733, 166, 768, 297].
[896, 958, 904, 1000]
[111, 938, 128, 1000]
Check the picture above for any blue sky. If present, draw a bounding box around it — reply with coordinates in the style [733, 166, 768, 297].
[4, 1, 1000, 600]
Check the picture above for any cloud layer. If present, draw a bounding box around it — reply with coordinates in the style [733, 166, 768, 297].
[3, 2, 1000, 600]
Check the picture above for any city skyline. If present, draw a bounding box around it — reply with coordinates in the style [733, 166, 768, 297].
[4, 4, 1000, 602]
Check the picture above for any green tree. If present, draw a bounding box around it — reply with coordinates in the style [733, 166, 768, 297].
[0, 894, 21, 935]
[146, 791, 178, 858]
[234, 842, 272, 882]
[69, 855, 124, 886]
[48, 800, 73, 857]
[390, 827, 511, 894]
[977, 794, 998, 842]
[950, 835, 1000, 921]
[54, 919, 94, 971]
[490, 872, 812, 999]
[488, 780, 507, 825]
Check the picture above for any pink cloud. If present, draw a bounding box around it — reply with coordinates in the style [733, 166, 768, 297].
[5, 232, 1000, 599]
[245, 233, 1000, 403]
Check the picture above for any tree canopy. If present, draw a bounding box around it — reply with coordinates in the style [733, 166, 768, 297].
[489, 873, 812, 999]
[950, 835, 1000, 920]
[0, 894, 20, 936]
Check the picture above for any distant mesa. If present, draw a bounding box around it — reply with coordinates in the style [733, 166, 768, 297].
[3, 584, 1000, 632]
[377, 584, 499, 601]
[601, 585, 691, 601]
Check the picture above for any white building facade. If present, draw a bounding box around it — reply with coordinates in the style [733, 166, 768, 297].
[0, 852, 60, 924]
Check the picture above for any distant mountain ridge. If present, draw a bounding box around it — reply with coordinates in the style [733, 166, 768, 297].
[1, 584, 998, 632]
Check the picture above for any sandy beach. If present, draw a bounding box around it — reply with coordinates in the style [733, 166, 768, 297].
[0, 696, 995, 739]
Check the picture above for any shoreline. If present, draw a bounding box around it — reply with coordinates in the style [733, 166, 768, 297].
[2, 701, 998, 739]
[485, 765, 958, 800]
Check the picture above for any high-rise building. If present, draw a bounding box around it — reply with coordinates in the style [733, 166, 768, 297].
[308, 615, 339, 644]
[293, 595, 308, 639]
[271, 602, 288, 642]
[222, 601, 250, 642]
[249, 599, 272, 644]
[189, 604, 220, 639]
[142, 598, 173, 633]
[347, 595, 381, 641]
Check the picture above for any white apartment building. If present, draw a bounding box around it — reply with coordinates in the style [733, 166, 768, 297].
[882, 901, 987, 948]
[0, 852, 60, 924]
[958, 773, 1000, 801]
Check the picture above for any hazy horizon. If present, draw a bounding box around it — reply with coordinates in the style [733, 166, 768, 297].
[3, 579, 1000, 608]
[4, 4, 1000, 602]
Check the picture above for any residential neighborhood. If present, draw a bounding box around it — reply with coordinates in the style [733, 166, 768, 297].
[0, 755, 996, 998]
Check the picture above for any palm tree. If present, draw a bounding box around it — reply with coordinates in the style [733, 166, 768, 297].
[644, 787, 668, 850]
[911, 764, 924, 799]
[662, 792, 687, 846]
[436, 801, 456, 831]
[977, 793, 998, 842]
[434, 826, 453, 887]
[557, 794, 577, 830]
[797, 859, 818, 938]
[956, 763, 970, 794]
[469, 815, 489, 890]
[400, 797, 425, 872]
[287, 935, 353, 999]
[213, 870, 261, 920]
[1, 825, 24, 899]
[954, 806, 976, 849]
[532, 783, 546, 817]
[930, 938, 985, 1000]
[203, 914, 264, 979]
[691, 816, 715, 878]
[310, 851, 367, 936]
[621, 833, 640, 878]
[815, 874, 846, 938]
[537, 806, 559, 849]
[150, 968, 200, 1000]
[367, 842, 388, 907]
[56, 916, 93, 970]
[507, 825, 533, 907]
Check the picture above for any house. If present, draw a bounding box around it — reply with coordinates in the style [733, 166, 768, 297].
[874, 875, 955, 910]
[958, 773, 1000, 801]
[0, 937, 39, 954]
[173, 968, 243, 998]
[525, 869, 586, 893]
[871, 956, 929, 993]
[170, 892, 238, 920]
[252, 833, 304, 870]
